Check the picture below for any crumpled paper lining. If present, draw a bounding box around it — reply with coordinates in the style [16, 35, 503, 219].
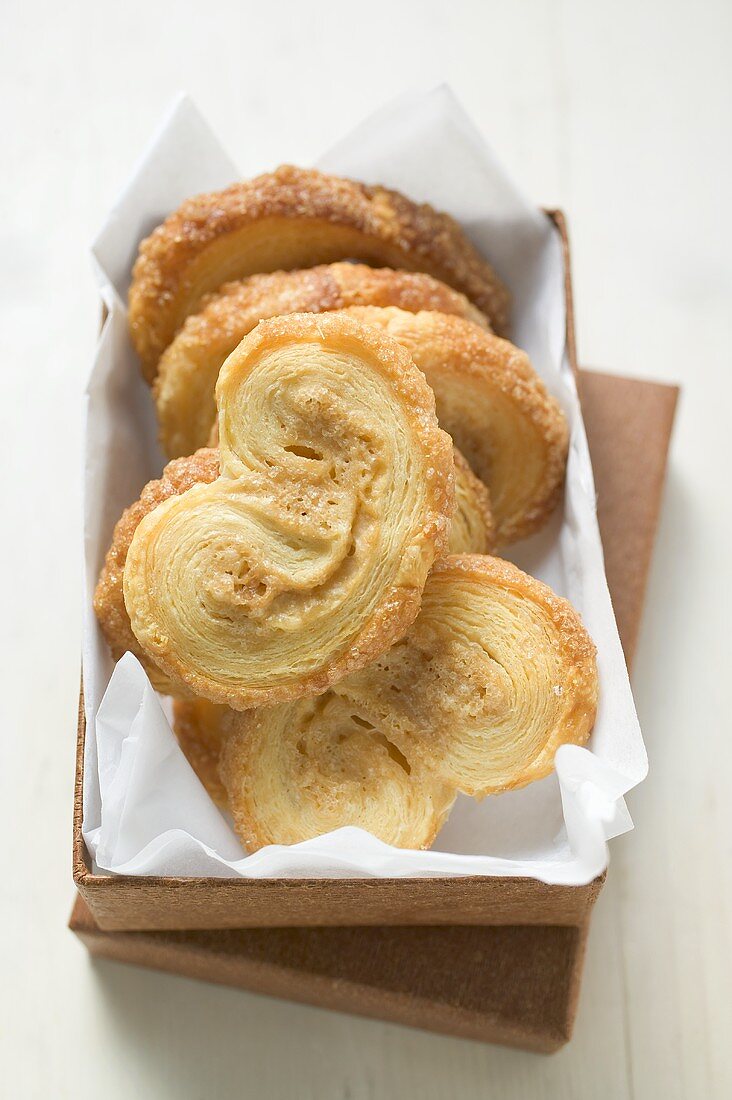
[82, 87, 646, 885]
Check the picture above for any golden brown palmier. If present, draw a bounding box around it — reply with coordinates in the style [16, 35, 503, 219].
[219, 555, 598, 850]
[154, 263, 489, 457]
[121, 313, 454, 708]
[337, 555, 598, 797]
[129, 166, 509, 378]
[95, 445, 490, 693]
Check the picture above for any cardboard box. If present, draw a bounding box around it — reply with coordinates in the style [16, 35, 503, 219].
[71, 366, 677, 1048]
[72, 213, 670, 933]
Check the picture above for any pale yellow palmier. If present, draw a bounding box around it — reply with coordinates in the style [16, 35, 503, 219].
[95, 446, 491, 696]
[218, 690, 456, 852]
[154, 263, 489, 458]
[121, 312, 454, 709]
[336, 555, 598, 797]
[219, 556, 598, 843]
[128, 165, 509, 379]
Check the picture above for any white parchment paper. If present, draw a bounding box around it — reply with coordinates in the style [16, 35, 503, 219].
[82, 87, 646, 884]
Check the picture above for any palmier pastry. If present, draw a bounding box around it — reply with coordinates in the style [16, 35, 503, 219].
[342, 307, 569, 545]
[94, 445, 490, 693]
[172, 697, 230, 808]
[220, 556, 598, 844]
[335, 555, 598, 797]
[154, 263, 489, 458]
[129, 165, 509, 378]
[218, 690, 456, 851]
[122, 313, 454, 708]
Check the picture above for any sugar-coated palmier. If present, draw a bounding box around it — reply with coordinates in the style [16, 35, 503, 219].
[95, 444, 493, 694]
[121, 313, 455, 708]
[129, 165, 509, 378]
[154, 263, 489, 457]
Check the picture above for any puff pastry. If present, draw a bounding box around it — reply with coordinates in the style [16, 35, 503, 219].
[154, 263, 489, 458]
[342, 307, 569, 545]
[128, 165, 509, 379]
[336, 555, 598, 796]
[218, 690, 456, 851]
[95, 443, 490, 691]
[122, 312, 454, 708]
[220, 555, 598, 836]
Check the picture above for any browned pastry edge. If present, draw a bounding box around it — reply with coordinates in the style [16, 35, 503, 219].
[125, 313, 456, 709]
[93, 449, 220, 695]
[129, 165, 510, 377]
[94, 443, 491, 695]
[154, 263, 491, 458]
[172, 698, 229, 808]
[342, 307, 569, 545]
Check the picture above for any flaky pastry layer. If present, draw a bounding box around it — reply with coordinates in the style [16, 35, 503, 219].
[129, 165, 510, 378]
[219, 555, 598, 843]
[219, 692, 456, 852]
[93, 448, 219, 696]
[121, 313, 455, 708]
[450, 448, 495, 555]
[154, 263, 489, 457]
[95, 444, 491, 692]
[342, 307, 569, 544]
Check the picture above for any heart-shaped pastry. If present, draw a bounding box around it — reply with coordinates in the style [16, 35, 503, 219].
[95, 443, 493, 696]
[154, 263, 490, 458]
[216, 555, 598, 852]
[128, 165, 509, 379]
[121, 312, 455, 708]
[175, 555, 597, 849]
[334, 555, 598, 797]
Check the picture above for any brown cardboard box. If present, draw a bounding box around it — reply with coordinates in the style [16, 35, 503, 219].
[71, 366, 677, 1049]
[74, 212, 638, 933]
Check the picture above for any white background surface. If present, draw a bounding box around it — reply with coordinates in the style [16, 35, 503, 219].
[1, 1, 730, 1096]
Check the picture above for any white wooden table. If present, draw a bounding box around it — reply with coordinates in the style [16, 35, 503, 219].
[1, 1, 730, 1095]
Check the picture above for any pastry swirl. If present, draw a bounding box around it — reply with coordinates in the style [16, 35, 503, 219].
[129, 165, 509, 378]
[219, 555, 598, 841]
[154, 263, 489, 458]
[219, 690, 456, 851]
[342, 307, 569, 545]
[95, 445, 490, 693]
[121, 312, 454, 708]
[336, 555, 598, 796]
